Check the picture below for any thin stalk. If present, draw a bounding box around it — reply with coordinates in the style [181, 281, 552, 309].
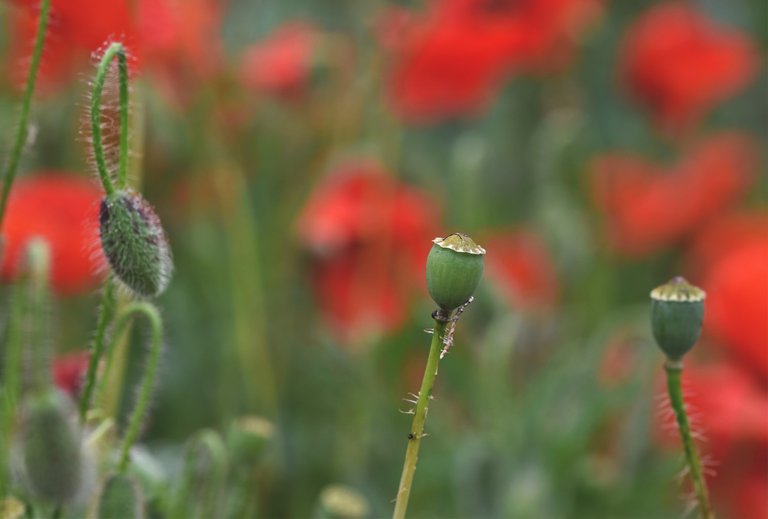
[78, 278, 117, 422]
[0, 283, 24, 496]
[90, 42, 130, 196]
[665, 361, 714, 519]
[114, 302, 163, 474]
[393, 318, 448, 519]
[0, 0, 51, 226]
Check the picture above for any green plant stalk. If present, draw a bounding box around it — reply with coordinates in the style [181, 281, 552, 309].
[393, 318, 449, 519]
[90, 42, 130, 196]
[78, 278, 117, 422]
[0, 284, 24, 496]
[0, 0, 51, 227]
[114, 301, 163, 474]
[665, 361, 713, 519]
[98, 83, 145, 419]
[214, 165, 277, 418]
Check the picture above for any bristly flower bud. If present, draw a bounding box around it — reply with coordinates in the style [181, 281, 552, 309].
[99, 190, 173, 298]
[17, 390, 84, 505]
[650, 276, 706, 361]
[98, 474, 146, 519]
[426, 233, 485, 311]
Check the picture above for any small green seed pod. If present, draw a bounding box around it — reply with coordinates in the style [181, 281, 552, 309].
[227, 416, 274, 468]
[426, 233, 485, 311]
[315, 485, 370, 519]
[97, 474, 146, 519]
[650, 277, 706, 360]
[18, 390, 84, 504]
[99, 190, 173, 298]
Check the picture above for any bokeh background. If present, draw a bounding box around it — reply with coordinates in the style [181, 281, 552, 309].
[1, 0, 766, 517]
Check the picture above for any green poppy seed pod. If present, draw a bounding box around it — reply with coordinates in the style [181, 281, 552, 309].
[316, 485, 370, 519]
[426, 233, 485, 311]
[97, 474, 146, 519]
[227, 416, 274, 467]
[18, 390, 84, 504]
[650, 277, 706, 360]
[99, 190, 173, 298]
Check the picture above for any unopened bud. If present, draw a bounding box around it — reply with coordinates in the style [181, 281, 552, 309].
[99, 190, 173, 298]
[97, 474, 146, 519]
[17, 390, 84, 504]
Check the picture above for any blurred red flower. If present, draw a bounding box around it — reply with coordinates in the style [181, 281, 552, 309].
[621, 2, 758, 131]
[1, 172, 105, 295]
[383, 0, 601, 122]
[590, 133, 756, 256]
[483, 231, 559, 311]
[702, 239, 768, 381]
[297, 161, 440, 345]
[240, 22, 317, 100]
[6, 0, 222, 93]
[52, 351, 90, 397]
[687, 211, 768, 277]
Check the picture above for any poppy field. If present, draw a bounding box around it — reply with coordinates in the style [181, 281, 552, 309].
[0, 0, 766, 518]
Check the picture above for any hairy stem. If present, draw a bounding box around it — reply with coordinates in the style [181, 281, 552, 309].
[115, 302, 164, 473]
[0, 0, 51, 226]
[78, 278, 117, 422]
[665, 361, 714, 519]
[90, 42, 130, 196]
[393, 317, 449, 519]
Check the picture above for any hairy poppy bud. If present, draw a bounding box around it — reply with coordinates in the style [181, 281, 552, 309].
[98, 474, 146, 519]
[18, 390, 84, 504]
[99, 190, 173, 298]
[426, 233, 485, 311]
[650, 277, 706, 360]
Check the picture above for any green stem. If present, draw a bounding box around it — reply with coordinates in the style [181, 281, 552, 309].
[393, 317, 449, 519]
[665, 361, 714, 519]
[0, 0, 51, 227]
[114, 302, 164, 474]
[78, 278, 117, 422]
[0, 281, 24, 497]
[26, 240, 51, 392]
[91, 42, 130, 196]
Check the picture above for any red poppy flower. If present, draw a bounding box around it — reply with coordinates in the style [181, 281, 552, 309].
[590, 133, 756, 256]
[52, 351, 90, 397]
[687, 211, 768, 277]
[702, 239, 768, 381]
[383, 0, 601, 122]
[297, 161, 440, 345]
[1, 172, 106, 295]
[240, 22, 317, 100]
[620, 2, 758, 131]
[483, 231, 559, 311]
[6, 0, 222, 93]
[136, 0, 224, 105]
[7, 0, 136, 90]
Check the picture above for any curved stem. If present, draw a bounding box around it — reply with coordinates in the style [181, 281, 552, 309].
[0, 0, 51, 226]
[114, 302, 164, 474]
[91, 42, 130, 196]
[393, 317, 449, 519]
[665, 361, 714, 519]
[78, 278, 117, 422]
